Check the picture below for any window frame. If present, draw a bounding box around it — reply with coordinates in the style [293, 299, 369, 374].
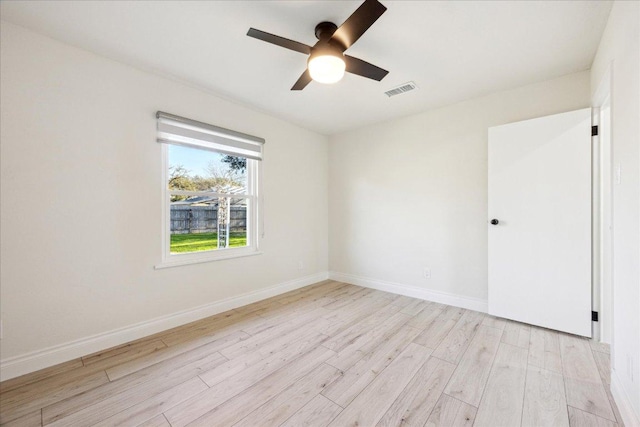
[155, 143, 262, 269]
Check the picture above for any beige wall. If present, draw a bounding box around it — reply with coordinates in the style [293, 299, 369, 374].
[590, 1, 640, 423]
[0, 22, 329, 378]
[328, 71, 590, 304]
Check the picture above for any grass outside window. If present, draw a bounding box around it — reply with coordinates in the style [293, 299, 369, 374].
[170, 232, 247, 253]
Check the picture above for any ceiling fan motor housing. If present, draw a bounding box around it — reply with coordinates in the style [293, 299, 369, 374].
[314, 22, 339, 42]
[309, 43, 344, 62]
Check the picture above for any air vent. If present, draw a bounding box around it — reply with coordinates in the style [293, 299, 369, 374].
[385, 81, 417, 97]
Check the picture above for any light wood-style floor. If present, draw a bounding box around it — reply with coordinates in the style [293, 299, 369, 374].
[0, 281, 623, 427]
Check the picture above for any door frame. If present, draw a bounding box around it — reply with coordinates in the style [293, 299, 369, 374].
[592, 63, 613, 346]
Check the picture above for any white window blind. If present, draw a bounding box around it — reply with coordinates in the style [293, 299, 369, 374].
[156, 111, 265, 161]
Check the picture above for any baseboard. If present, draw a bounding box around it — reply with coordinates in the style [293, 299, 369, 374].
[329, 271, 488, 313]
[0, 271, 329, 382]
[611, 369, 640, 427]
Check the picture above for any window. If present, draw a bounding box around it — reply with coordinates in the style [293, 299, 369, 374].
[156, 112, 264, 268]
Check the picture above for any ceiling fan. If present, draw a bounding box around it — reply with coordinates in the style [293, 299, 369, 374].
[247, 0, 389, 91]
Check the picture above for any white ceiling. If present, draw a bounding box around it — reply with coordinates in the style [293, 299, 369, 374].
[1, 1, 612, 135]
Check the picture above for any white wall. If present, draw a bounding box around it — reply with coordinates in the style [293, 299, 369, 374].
[590, 2, 640, 424]
[328, 71, 590, 309]
[0, 22, 328, 379]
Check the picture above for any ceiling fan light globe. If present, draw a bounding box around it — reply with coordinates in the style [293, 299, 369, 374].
[308, 55, 346, 84]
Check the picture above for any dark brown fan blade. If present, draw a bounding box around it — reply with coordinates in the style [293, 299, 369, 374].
[330, 0, 387, 50]
[344, 55, 388, 81]
[291, 69, 312, 91]
[247, 28, 312, 55]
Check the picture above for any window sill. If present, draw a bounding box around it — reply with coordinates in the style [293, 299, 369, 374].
[154, 250, 263, 269]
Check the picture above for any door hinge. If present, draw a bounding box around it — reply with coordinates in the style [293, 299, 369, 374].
[592, 125, 599, 136]
[592, 311, 599, 322]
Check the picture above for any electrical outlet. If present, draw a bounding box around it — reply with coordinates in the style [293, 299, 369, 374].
[297, 261, 305, 270]
[616, 163, 622, 184]
[423, 268, 431, 279]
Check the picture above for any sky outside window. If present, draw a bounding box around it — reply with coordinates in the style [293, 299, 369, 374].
[169, 144, 228, 177]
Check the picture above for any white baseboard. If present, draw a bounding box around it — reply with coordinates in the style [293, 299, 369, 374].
[329, 271, 488, 313]
[611, 369, 640, 427]
[0, 272, 329, 382]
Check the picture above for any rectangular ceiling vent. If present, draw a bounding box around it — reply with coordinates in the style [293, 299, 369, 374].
[385, 81, 418, 97]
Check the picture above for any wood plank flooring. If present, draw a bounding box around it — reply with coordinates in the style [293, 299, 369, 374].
[0, 281, 623, 426]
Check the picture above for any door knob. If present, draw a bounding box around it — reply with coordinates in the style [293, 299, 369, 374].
[490, 219, 499, 225]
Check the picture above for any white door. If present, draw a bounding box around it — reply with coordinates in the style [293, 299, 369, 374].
[488, 108, 592, 337]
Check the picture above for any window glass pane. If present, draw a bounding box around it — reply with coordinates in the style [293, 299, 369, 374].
[168, 144, 247, 195]
[170, 197, 248, 254]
